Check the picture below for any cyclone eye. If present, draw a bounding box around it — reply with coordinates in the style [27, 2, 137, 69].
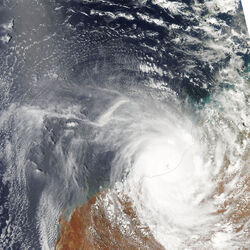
[0, 0, 249, 249]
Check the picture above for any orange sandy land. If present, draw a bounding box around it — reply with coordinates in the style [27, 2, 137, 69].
[55, 153, 250, 250]
[55, 190, 164, 250]
[55, 184, 250, 250]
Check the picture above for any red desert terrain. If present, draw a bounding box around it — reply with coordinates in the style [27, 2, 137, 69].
[55, 190, 164, 250]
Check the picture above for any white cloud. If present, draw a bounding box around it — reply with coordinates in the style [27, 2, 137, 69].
[242, 0, 250, 35]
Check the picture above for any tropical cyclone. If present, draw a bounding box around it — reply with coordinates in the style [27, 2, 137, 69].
[0, 0, 249, 249]
[54, 93, 249, 249]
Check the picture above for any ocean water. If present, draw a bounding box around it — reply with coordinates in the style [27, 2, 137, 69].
[0, 0, 249, 249]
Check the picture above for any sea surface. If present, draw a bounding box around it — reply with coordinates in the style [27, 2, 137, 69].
[0, 0, 249, 249]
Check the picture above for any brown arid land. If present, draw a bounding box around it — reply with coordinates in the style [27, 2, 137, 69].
[55, 190, 164, 250]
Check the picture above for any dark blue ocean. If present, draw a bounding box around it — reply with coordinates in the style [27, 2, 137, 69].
[0, 0, 249, 249]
